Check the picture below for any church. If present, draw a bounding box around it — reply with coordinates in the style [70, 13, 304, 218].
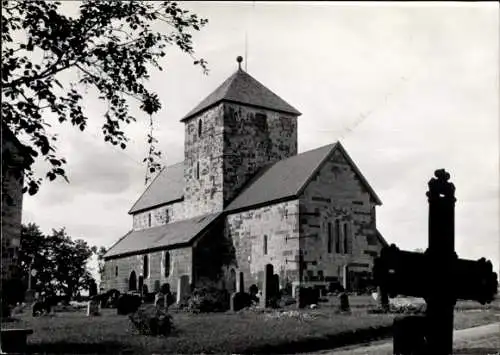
[101, 58, 388, 295]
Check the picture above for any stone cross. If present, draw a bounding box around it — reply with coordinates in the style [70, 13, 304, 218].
[374, 169, 498, 354]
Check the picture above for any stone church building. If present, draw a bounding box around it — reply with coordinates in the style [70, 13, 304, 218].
[102, 60, 388, 295]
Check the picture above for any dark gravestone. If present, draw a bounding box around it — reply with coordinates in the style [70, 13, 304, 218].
[260, 264, 274, 308]
[374, 169, 498, 355]
[237, 272, 245, 293]
[339, 292, 350, 312]
[230, 292, 252, 312]
[89, 279, 98, 297]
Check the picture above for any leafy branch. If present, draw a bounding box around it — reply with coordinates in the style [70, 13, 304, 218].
[2, 0, 208, 195]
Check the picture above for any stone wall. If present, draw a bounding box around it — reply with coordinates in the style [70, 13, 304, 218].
[132, 200, 185, 231]
[101, 247, 193, 293]
[225, 200, 300, 291]
[183, 104, 225, 219]
[222, 103, 298, 205]
[182, 103, 298, 219]
[1, 130, 25, 282]
[299, 147, 382, 289]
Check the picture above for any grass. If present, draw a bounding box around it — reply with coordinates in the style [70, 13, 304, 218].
[2, 296, 499, 354]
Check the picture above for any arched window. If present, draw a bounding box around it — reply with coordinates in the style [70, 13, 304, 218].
[327, 222, 333, 254]
[263, 235, 268, 255]
[343, 223, 349, 254]
[115, 266, 118, 277]
[165, 209, 170, 223]
[335, 220, 341, 253]
[143, 254, 149, 279]
[198, 119, 202, 137]
[163, 251, 170, 277]
[129, 270, 137, 291]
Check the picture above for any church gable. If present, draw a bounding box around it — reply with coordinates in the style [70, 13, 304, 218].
[297, 143, 383, 283]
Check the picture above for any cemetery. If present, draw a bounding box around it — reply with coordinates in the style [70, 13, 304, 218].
[1, 159, 499, 354]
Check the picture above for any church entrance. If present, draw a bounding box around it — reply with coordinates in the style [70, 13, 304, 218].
[129, 270, 137, 291]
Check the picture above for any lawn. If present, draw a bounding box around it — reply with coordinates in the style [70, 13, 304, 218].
[3, 297, 499, 354]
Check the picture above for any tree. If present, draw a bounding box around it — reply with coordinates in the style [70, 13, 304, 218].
[2, 1, 208, 195]
[19, 223, 97, 298]
[93, 245, 107, 279]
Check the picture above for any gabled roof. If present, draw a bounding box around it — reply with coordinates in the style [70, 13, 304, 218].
[128, 161, 184, 214]
[104, 212, 222, 259]
[225, 142, 382, 213]
[225, 143, 336, 212]
[181, 68, 301, 121]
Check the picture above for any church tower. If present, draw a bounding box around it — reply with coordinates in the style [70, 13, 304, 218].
[181, 57, 301, 218]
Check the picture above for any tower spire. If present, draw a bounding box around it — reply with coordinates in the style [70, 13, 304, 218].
[237, 56, 243, 71]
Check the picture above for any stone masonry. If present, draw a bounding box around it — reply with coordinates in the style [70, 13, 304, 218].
[299, 148, 381, 288]
[1, 125, 28, 283]
[225, 200, 300, 290]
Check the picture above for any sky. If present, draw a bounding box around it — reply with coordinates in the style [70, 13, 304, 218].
[19, 2, 499, 278]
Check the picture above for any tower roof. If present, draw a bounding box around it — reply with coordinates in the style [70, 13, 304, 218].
[181, 63, 301, 121]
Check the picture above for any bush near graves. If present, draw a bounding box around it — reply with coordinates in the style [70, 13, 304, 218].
[117, 293, 142, 315]
[186, 286, 230, 313]
[129, 304, 173, 336]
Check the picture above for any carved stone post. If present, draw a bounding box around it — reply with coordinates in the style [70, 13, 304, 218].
[425, 169, 457, 354]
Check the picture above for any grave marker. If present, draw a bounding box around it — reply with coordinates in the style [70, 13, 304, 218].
[374, 169, 498, 354]
[260, 264, 274, 308]
[176, 275, 190, 304]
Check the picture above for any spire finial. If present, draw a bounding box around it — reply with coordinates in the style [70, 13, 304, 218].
[236, 56, 243, 70]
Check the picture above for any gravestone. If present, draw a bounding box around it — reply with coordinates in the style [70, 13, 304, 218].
[176, 275, 190, 304]
[154, 280, 161, 292]
[272, 274, 280, 297]
[237, 272, 245, 293]
[89, 279, 98, 297]
[86, 298, 99, 316]
[339, 292, 350, 312]
[374, 169, 498, 355]
[260, 264, 274, 308]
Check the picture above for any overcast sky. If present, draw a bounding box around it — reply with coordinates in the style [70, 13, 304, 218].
[20, 2, 499, 277]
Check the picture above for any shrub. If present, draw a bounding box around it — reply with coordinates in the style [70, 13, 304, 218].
[117, 293, 142, 315]
[129, 304, 173, 336]
[98, 289, 120, 308]
[186, 286, 230, 313]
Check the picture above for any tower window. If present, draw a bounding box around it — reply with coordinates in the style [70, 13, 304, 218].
[165, 209, 170, 223]
[148, 213, 152, 227]
[196, 161, 200, 179]
[263, 235, 268, 255]
[198, 119, 202, 137]
[115, 266, 118, 277]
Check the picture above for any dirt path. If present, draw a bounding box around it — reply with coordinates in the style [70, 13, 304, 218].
[308, 322, 500, 355]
